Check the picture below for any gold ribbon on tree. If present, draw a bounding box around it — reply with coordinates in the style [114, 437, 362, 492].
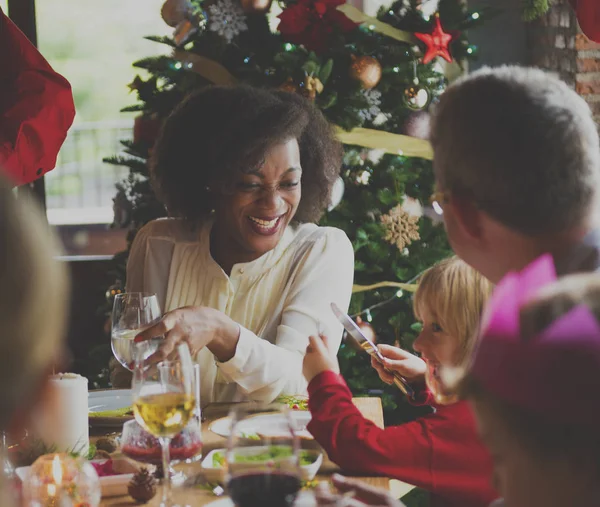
[337, 4, 416, 44]
[353, 281, 418, 293]
[172, 51, 433, 159]
[335, 127, 433, 160]
[173, 49, 238, 85]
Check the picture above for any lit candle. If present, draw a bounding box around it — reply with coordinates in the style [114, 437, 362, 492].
[23, 453, 101, 507]
[33, 373, 89, 456]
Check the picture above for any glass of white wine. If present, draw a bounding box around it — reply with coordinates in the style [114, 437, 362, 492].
[111, 292, 161, 370]
[132, 344, 196, 506]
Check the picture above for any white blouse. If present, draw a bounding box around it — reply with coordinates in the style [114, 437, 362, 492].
[126, 218, 354, 406]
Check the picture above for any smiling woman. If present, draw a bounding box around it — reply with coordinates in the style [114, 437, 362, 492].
[121, 85, 354, 406]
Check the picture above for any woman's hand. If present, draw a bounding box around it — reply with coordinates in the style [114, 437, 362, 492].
[315, 474, 405, 507]
[303, 334, 340, 384]
[134, 306, 241, 363]
[370, 344, 426, 385]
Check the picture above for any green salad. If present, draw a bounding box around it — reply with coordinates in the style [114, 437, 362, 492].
[212, 446, 317, 468]
[275, 395, 309, 411]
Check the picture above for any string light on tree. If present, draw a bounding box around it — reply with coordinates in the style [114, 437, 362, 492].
[414, 14, 453, 64]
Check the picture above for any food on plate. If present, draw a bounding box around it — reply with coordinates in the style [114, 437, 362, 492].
[275, 395, 309, 411]
[89, 406, 133, 418]
[121, 430, 202, 465]
[211, 447, 318, 468]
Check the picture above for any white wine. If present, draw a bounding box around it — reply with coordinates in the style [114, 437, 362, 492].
[111, 330, 161, 370]
[134, 392, 196, 438]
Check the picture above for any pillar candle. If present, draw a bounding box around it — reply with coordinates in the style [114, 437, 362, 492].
[34, 373, 89, 456]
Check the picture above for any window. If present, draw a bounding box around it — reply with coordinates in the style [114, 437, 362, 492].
[34, 0, 169, 256]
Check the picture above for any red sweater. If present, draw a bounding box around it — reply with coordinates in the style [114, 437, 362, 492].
[0, 8, 75, 185]
[308, 371, 497, 507]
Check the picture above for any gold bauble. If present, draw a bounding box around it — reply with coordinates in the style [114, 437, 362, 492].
[161, 0, 192, 27]
[240, 0, 273, 13]
[349, 56, 382, 90]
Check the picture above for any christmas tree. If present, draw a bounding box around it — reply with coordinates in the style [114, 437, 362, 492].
[96, 0, 491, 415]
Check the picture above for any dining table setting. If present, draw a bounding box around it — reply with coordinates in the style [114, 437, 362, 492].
[9, 292, 414, 507]
[10, 383, 409, 507]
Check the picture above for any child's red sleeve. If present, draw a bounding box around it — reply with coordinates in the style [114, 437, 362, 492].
[307, 371, 434, 487]
[0, 8, 75, 185]
[307, 371, 497, 506]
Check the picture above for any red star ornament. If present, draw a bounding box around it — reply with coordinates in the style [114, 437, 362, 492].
[415, 15, 453, 64]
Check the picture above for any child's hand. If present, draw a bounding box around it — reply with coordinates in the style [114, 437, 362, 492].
[303, 334, 340, 384]
[371, 344, 426, 384]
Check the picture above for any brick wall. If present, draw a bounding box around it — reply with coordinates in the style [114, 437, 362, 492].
[528, 0, 600, 124]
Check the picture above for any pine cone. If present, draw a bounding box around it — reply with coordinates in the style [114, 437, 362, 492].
[128, 468, 157, 504]
[95, 436, 118, 454]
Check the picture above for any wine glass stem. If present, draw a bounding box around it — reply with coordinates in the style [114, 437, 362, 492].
[159, 437, 172, 505]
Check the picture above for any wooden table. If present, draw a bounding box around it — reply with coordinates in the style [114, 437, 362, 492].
[99, 398, 403, 506]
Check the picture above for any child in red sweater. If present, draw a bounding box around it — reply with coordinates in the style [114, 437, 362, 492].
[303, 256, 497, 507]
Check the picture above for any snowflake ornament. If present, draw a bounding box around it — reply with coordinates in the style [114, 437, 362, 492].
[381, 205, 420, 251]
[208, 0, 248, 43]
[358, 89, 382, 122]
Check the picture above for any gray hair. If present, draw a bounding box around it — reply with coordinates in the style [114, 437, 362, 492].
[430, 65, 600, 235]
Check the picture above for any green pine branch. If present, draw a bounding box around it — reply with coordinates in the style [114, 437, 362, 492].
[522, 0, 550, 21]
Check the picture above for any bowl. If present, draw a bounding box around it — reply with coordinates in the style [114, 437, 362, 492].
[200, 447, 323, 483]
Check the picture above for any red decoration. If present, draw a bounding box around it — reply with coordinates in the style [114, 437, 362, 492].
[414, 15, 453, 64]
[277, 0, 358, 53]
[569, 0, 600, 43]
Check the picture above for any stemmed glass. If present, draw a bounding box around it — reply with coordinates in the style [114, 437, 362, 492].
[111, 292, 161, 370]
[132, 344, 196, 506]
[225, 405, 302, 507]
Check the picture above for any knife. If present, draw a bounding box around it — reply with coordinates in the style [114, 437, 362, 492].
[331, 302, 414, 399]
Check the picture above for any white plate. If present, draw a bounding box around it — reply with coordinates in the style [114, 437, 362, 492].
[209, 412, 313, 440]
[201, 448, 323, 483]
[16, 458, 139, 498]
[207, 490, 316, 507]
[88, 389, 133, 427]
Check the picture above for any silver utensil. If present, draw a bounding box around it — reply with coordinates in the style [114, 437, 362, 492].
[331, 303, 414, 399]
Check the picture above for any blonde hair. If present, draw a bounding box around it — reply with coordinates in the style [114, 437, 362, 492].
[413, 256, 493, 364]
[0, 180, 69, 429]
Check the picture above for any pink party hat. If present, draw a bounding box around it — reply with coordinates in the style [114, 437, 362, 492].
[471, 254, 600, 424]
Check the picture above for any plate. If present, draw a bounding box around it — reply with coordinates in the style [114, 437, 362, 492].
[88, 389, 133, 428]
[201, 447, 323, 483]
[16, 458, 139, 498]
[206, 490, 316, 507]
[209, 412, 313, 440]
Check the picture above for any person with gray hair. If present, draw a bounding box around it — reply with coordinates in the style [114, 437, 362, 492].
[430, 65, 600, 282]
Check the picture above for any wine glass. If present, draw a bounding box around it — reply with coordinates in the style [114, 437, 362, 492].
[225, 405, 302, 507]
[132, 345, 196, 506]
[111, 292, 161, 370]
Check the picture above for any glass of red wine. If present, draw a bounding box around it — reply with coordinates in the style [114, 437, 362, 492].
[225, 404, 302, 507]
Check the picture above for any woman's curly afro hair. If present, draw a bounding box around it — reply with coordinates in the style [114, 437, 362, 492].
[150, 85, 343, 224]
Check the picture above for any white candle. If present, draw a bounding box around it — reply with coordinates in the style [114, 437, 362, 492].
[34, 373, 89, 456]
